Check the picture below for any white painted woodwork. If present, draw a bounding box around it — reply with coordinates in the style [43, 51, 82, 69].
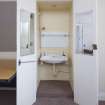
[17, 0, 38, 105]
[73, 0, 98, 105]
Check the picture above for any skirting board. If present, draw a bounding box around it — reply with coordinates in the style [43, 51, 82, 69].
[99, 92, 105, 101]
[0, 52, 16, 59]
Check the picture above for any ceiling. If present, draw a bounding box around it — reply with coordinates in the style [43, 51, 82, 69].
[37, 0, 72, 11]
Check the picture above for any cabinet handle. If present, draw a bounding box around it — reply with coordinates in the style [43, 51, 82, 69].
[18, 60, 21, 66]
[92, 44, 97, 50]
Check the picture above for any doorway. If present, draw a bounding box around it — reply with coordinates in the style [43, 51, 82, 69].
[34, 0, 75, 105]
[17, 0, 99, 105]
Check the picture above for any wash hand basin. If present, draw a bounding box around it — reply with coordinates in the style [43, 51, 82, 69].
[40, 55, 68, 64]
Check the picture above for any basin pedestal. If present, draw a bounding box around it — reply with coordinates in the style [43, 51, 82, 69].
[40, 55, 68, 76]
[53, 64, 57, 76]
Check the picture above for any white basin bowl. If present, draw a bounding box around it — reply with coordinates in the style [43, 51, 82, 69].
[40, 55, 68, 64]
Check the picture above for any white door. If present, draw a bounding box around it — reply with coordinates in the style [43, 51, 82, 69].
[73, 0, 98, 105]
[17, 0, 37, 105]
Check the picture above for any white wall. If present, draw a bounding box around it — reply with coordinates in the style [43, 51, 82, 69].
[39, 7, 73, 57]
[40, 9, 72, 33]
[39, 8, 73, 51]
[39, 63, 72, 81]
[98, 0, 105, 101]
[36, 5, 41, 88]
[38, 0, 72, 3]
[37, 4, 73, 83]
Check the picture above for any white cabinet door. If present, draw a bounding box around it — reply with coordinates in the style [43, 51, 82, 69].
[73, 0, 98, 105]
[17, 61, 37, 105]
[19, 62, 37, 105]
[17, 0, 37, 105]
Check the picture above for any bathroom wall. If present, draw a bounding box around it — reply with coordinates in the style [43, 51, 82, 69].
[98, 0, 105, 100]
[37, 4, 73, 81]
[38, 0, 72, 2]
[39, 6, 73, 57]
[40, 10, 71, 32]
[39, 63, 72, 81]
[69, 4, 73, 89]
[36, 5, 43, 88]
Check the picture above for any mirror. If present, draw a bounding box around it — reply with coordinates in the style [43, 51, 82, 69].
[20, 9, 34, 56]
